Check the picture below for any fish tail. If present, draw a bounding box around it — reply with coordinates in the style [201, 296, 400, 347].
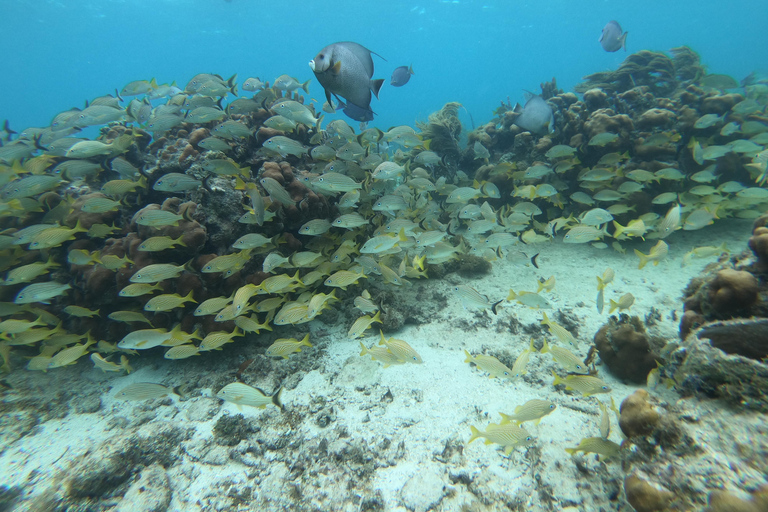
[272, 386, 284, 411]
[633, 249, 650, 270]
[300, 333, 312, 347]
[621, 31, 628, 52]
[612, 221, 625, 239]
[378, 330, 387, 346]
[463, 350, 473, 364]
[608, 299, 619, 314]
[551, 370, 564, 386]
[359, 342, 368, 356]
[596, 276, 605, 291]
[506, 289, 517, 301]
[491, 299, 504, 316]
[468, 425, 482, 444]
[541, 338, 551, 354]
[498, 413, 512, 424]
[371, 79, 385, 100]
[371, 310, 382, 325]
[301, 79, 311, 93]
[564, 447, 577, 455]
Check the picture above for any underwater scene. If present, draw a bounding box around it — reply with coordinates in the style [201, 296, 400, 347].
[2, 0, 768, 511]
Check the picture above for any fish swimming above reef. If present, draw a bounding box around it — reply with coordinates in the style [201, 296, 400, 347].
[512, 95, 554, 135]
[390, 65, 414, 87]
[309, 41, 385, 122]
[599, 20, 628, 52]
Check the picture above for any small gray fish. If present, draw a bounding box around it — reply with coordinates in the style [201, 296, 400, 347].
[600, 20, 628, 52]
[262, 136, 308, 158]
[153, 173, 202, 193]
[116, 382, 177, 401]
[390, 65, 414, 87]
[242, 77, 265, 91]
[513, 95, 554, 135]
[260, 176, 296, 206]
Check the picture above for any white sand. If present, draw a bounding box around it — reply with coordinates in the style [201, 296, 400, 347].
[0, 218, 763, 511]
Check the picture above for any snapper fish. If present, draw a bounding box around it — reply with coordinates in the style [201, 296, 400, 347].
[599, 20, 628, 52]
[273, 74, 311, 93]
[468, 422, 535, 455]
[498, 399, 557, 426]
[217, 383, 283, 410]
[360, 342, 405, 367]
[464, 350, 514, 379]
[565, 437, 621, 459]
[634, 240, 668, 269]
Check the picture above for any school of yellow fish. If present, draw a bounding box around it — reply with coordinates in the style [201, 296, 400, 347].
[0, 70, 766, 459]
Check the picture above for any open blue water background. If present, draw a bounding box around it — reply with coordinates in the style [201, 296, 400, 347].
[2, 0, 767, 132]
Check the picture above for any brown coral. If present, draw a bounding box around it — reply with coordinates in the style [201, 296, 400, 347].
[748, 224, 768, 273]
[594, 315, 660, 383]
[584, 109, 634, 139]
[583, 88, 609, 110]
[624, 472, 675, 512]
[636, 108, 676, 129]
[706, 269, 759, 319]
[619, 389, 661, 438]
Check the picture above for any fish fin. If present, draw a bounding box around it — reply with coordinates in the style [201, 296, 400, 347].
[468, 425, 481, 444]
[633, 248, 649, 269]
[330, 60, 342, 75]
[621, 31, 628, 51]
[491, 299, 504, 315]
[504, 446, 514, 455]
[272, 386, 284, 411]
[371, 79, 385, 100]
[359, 342, 368, 356]
[463, 350, 473, 364]
[564, 447, 577, 455]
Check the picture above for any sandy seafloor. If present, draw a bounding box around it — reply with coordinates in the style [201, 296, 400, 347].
[1, 217, 766, 512]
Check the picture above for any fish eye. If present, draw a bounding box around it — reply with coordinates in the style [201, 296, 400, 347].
[503, 371, 509, 376]
[526, 436, 532, 441]
[412, 356, 418, 361]
[602, 386, 609, 390]
[576, 365, 582, 370]
[319, 54, 324, 59]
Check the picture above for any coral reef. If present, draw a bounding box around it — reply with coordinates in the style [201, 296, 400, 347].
[624, 472, 675, 512]
[594, 315, 662, 384]
[619, 389, 661, 438]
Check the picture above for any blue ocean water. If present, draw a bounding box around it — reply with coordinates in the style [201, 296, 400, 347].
[2, 0, 767, 132]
